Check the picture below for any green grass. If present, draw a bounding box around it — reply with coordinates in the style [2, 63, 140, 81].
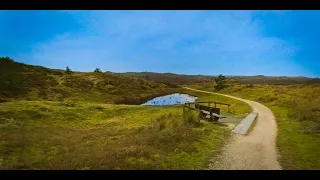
[190, 82, 320, 170]
[0, 101, 233, 170]
[271, 106, 320, 170]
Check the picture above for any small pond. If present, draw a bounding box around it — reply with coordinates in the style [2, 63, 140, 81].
[141, 93, 198, 106]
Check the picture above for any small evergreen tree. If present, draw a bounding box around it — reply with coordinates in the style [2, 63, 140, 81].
[1, 56, 14, 62]
[214, 74, 227, 90]
[94, 68, 102, 73]
[65, 66, 72, 75]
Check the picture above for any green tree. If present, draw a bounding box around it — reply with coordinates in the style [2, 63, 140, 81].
[94, 68, 102, 73]
[65, 66, 72, 75]
[1, 56, 14, 62]
[214, 74, 227, 90]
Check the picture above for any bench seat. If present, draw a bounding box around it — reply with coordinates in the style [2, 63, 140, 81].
[200, 110, 226, 118]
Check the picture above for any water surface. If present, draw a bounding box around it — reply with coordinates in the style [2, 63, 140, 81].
[141, 93, 197, 106]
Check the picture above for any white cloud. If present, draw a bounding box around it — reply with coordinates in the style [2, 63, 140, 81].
[20, 10, 304, 75]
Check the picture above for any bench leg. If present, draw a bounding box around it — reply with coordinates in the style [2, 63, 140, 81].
[198, 111, 201, 123]
[209, 115, 219, 122]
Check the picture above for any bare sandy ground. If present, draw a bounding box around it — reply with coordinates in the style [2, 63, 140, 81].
[184, 87, 282, 170]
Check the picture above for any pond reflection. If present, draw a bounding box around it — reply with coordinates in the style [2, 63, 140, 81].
[141, 93, 198, 106]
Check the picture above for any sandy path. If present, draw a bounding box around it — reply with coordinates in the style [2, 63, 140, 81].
[184, 87, 282, 170]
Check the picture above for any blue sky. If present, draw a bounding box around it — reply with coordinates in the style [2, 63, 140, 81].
[1, 10, 319, 77]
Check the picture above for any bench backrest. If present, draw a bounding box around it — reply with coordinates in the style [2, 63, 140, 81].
[195, 104, 220, 114]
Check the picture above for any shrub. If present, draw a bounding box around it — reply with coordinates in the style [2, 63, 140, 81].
[214, 74, 227, 90]
[94, 68, 102, 73]
[51, 71, 64, 75]
[62, 76, 94, 91]
[288, 98, 320, 123]
[159, 120, 166, 130]
[93, 106, 105, 111]
[0, 98, 10, 103]
[65, 66, 73, 75]
[172, 119, 179, 129]
[183, 109, 198, 125]
[114, 98, 142, 105]
[258, 93, 278, 103]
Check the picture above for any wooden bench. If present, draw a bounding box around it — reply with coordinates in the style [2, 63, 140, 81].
[183, 101, 230, 122]
[195, 104, 225, 121]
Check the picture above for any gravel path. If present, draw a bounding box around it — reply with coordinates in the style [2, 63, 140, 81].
[184, 87, 282, 170]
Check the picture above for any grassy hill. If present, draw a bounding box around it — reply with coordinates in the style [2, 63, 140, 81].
[118, 72, 318, 86]
[228, 75, 318, 85]
[118, 72, 214, 87]
[0, 57, 178, 104]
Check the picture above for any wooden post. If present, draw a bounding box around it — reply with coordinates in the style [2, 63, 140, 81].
[198, 110, 201, 123]
[183, 104, 186, 123]
[183, 104, 186, 116]
[214, 102, 216, 108]
[208, 102, 210, 107]
[228, 105, 230, 112]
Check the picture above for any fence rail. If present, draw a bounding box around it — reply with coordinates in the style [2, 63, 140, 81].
[183, 101, 231, 122]
[184, 101, 231, 112]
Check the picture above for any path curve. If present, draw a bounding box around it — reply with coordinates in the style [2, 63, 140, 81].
[184, 87, 282, 170]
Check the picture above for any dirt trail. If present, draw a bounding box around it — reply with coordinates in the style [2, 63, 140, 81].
[184, 87, 282, 170]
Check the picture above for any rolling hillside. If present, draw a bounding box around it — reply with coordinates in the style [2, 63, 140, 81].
[1, 57, 318, 105]
[118, 72, 318, 86]
[0, 57, 178, 104]
[229, 75, 319, 85]
[118, 72, 214, 86]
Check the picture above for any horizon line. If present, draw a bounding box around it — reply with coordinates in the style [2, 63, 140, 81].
[2, 57, 318, 79]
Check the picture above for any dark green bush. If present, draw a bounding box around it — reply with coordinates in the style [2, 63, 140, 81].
[65, 66, 73, 75]
[94, 68, 102, 73]
[214, 74, 227, 90]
